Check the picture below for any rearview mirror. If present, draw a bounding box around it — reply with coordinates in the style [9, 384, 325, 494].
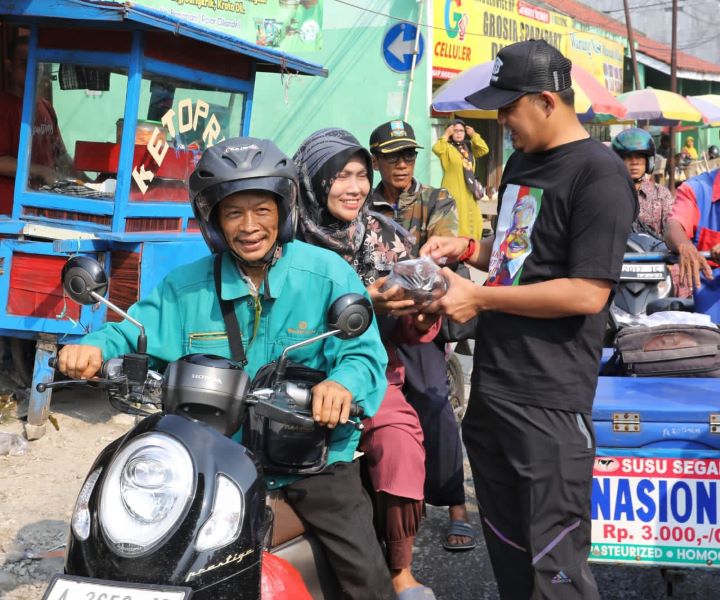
[61, 256, 147, 354]
[273, 293, 374, 385]
[61, 256, 108, 305]
[327, 293, 373, 340]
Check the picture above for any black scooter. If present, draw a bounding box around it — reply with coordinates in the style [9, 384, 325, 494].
[41, 256, 373, 600]
[607, 230, 696, 337]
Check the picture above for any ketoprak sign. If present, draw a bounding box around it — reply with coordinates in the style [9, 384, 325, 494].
[591, 456, 720, 568]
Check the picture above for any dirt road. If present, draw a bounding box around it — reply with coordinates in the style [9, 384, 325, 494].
[0, 389, 134, 599]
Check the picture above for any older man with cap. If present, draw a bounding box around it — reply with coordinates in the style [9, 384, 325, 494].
[420, 40, 637, 599]
[368, 121, 481, 554]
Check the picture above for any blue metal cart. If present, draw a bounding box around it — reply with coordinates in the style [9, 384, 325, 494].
[591, 374, 720, 593]
[0, 0, 324, 438]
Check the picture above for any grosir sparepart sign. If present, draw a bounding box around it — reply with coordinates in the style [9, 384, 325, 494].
[433, 0, 569, 80]
[591, 456, 720, 568]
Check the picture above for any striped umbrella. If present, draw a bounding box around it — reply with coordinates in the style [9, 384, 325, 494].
[431, 62, 627, 122]
[617, 88, 703, 125]
[686, 94, 720, 125]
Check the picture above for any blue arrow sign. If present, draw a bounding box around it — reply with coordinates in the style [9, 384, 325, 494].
[382, 23, 424, 73]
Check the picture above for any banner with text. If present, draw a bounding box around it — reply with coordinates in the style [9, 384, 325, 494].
[566, 30, 625, 95]
[124, 0, 323, 52]
[433, 0, 570, 80]
[590, 456, 720, 568]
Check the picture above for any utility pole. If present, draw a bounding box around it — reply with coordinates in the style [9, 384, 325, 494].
[403, 0, 424, 122]
[669, 0, 678, 191]
[622, 0, 641, 90]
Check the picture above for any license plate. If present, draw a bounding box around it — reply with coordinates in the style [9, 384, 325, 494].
[590, 455, 720, 568]
[620, 263, 667, 281]
[43, 574, 191, 600]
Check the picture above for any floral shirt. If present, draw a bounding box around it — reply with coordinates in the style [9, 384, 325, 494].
[357, 214, 412, 285]
[633, 178, 675, 238]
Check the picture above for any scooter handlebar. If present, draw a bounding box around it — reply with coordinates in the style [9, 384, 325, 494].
[283, 381, 364, 418]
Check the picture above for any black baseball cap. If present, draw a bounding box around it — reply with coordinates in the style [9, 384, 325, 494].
[369, 120, 424, 154]
[466, 40, 572, 110]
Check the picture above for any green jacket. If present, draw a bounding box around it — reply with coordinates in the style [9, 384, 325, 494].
[82, 241, 388, 483]
[371, 178, 459, 257]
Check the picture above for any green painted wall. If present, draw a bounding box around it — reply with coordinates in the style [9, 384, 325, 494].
[249, 0, 433, 182]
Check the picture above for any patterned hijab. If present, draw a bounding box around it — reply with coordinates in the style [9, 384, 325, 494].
[294, 128, 412, 285]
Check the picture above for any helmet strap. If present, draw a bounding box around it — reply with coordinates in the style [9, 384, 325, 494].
[231, 241, 282, 270]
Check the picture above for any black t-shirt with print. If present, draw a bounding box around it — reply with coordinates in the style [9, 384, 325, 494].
[474, 137, 637, 414]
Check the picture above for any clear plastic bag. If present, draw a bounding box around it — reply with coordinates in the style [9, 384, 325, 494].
[383, 257, 448, 305]
[0, 432, 28, 456]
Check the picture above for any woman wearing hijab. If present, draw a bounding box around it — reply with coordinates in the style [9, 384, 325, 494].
[294, 128, 438, 600]
[432, 119, 489, 239]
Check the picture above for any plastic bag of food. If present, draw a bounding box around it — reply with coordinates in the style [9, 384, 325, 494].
[261, 551, 312, 600]
[382, 257, 448, 305]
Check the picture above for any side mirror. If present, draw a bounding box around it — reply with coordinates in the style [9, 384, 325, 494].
[273, 293, 374, 384]
[61, 256, 147, 354]
[327, 293, 373, 339]
[62, 256, 108, 305]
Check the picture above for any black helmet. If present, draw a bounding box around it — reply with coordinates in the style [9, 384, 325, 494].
[189, 137, 298, 259]
[611, 128, 656, 175]
[709, 145, 720, 159]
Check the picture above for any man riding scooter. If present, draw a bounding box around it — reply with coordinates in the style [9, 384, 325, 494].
[57, 137, 397, 600]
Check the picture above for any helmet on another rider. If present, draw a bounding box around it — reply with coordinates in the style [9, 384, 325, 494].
[189, 137, 298, 265]
[611, 128, 656, 176]
[708, 145, 720, 160]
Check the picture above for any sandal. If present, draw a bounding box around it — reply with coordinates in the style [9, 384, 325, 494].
[442, 519, 477, 552]
[397, 586, 437, 599]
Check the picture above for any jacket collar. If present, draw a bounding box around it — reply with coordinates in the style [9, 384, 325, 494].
[219, 245, 291, 301]
[371, 178, 421, 210]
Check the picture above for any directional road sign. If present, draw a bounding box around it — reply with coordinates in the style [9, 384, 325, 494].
[382, 23, 424, 73]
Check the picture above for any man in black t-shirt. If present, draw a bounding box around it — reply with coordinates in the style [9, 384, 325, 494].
[421, 40, 636, 599]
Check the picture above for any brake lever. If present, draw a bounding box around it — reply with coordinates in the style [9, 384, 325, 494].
[36, 377, 121, 393]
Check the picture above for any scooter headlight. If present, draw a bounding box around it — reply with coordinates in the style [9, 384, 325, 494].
[196, 475, 244, 552]
[100, 434, 194, 557]
[71, 468, 102, 541]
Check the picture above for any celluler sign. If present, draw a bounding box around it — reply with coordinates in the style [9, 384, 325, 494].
[117, 0, 323, 52]
[590, 456, 720, 568]
[433, 0, 569, 80]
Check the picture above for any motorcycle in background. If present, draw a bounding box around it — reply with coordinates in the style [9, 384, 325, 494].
[606, 230, 699, 342]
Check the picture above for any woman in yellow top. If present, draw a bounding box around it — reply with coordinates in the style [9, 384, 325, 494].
[682, 136, 699, 160]
[432, 119, 490, 239]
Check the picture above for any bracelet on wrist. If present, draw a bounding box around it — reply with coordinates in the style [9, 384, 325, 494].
[458, 237, 476, 262]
